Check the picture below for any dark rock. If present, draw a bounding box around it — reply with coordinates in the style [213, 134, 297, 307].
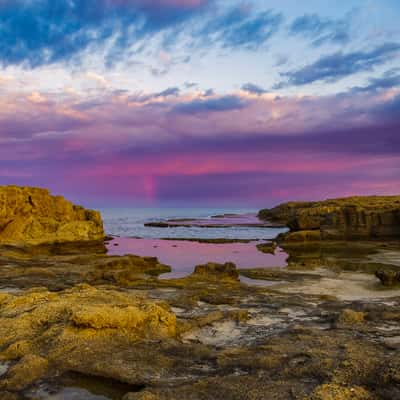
[256, 241, 277, 254]
[375, 270, 400, 286]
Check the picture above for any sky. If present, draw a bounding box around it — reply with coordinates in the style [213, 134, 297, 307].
[0, 0, 399, 208]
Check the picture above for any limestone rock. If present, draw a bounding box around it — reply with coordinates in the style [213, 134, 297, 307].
[0, 285, 177, 389]
[0, 185, 104, 245]
[259, 195, 400, 241]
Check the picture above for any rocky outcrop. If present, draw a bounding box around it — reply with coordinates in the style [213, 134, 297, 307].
[0, 185, 104, 245]
[259, 195, 400, 241]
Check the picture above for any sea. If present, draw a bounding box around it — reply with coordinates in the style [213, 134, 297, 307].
[100, 207, 283, 240]
[100, 208, 288, 278]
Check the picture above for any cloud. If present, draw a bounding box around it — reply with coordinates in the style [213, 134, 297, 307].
[241, 83, 267, 95]
[1, 86, 400, 205]
[184, 81, 198, 89]
[351, 68, 400, 92]
[198, 5, 283, 50]
[0, 0, 284, 69]
[373, 93, 400, 122]
[172, 95, 248, 114]
[289, 13, 351, 46]
[276, 43, 400, 87]
[27, 92, 48, 104]
[156, 87, 180, 97]
[0, 0, 211, 68]
[126, 87, 180, 103]
[85, 72, 110, 88]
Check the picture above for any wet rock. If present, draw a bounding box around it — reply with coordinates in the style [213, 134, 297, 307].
[192, 262, 239, 282]
[256, 241, 277, 254]
[0, 253, 171, 291]
[279, 230, 321, 243]
[375, 269, 400, 287]
[0, 185, 104, 245]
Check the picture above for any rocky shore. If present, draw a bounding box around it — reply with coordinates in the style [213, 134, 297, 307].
[259, 195, 400, 242]
[0, 188, 399, 400]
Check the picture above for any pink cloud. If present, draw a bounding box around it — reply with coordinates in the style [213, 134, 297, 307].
[0, 87, 399, 205]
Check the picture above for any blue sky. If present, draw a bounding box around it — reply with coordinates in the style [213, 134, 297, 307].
[1, 0, 399, 95]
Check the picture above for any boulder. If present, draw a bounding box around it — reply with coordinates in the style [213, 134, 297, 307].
[192, 262, 239, 282]
[0, 185, 104, 245]
[259, 195, 400, 241]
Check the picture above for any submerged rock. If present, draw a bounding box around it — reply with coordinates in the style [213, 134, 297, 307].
[255, 241, 277, 254]
[259, 195, 400, 241]
[0, 185, 104, 245]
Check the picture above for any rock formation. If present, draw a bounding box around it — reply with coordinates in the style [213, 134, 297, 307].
[259, 195, 400, 241]
[0, 285, 176, 391]
[0, 185, 104, 245]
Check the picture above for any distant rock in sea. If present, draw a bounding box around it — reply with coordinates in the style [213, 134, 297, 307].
[0, 185, 104, 245]
[259, 195, 400, 242]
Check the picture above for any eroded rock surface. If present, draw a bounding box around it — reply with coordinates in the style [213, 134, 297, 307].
[0, 185, 104, 245]
[259, 195, 400, 241]
[0, 235, 399, 399]
[0, 285, 176, 392]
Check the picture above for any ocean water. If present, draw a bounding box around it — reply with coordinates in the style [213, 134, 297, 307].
[100, 207, 286, 240]
[101, 208, 289, 275]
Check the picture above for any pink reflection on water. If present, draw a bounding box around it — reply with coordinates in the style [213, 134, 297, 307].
[107, 238, 288, 278]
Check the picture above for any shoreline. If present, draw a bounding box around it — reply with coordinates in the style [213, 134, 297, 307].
[0, 189, 399, 399]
